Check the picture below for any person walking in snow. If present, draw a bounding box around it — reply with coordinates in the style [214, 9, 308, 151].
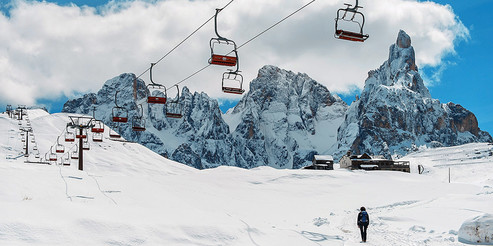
[357, 206, 370, 242]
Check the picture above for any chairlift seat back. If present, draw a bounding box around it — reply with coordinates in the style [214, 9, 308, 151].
[91, 127, 104, 133]
[210, 55, 237, 66]
[148, 96, 167, 104]
[166, 112, 183, 119]
[112, 116, 128, 123]
[132, 126, 146, 132]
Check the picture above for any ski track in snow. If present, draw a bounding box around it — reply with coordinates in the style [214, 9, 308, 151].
[0, 110, 492, 245]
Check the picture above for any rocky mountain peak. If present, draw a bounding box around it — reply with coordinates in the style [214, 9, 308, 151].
[396, 29, 411, 48]
[336, 30, 491, 159]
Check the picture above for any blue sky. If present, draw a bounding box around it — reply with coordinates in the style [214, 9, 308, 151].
[1, 0, 492, 135]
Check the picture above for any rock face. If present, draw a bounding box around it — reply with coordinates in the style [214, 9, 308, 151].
[336, 30, 492, 159]
[225, 65, 348, 168]
[62, 66, 347, 169]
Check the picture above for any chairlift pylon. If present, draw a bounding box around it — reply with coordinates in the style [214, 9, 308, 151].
[209, 8, 238, 67]
[132, 104, 146, 132]
[165, 85, 183, 119]
[112, 90, 128, 123]
[147, 63, 168, 104]
[334, 0, 369, 42]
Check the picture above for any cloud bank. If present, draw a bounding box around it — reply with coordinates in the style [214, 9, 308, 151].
[0, 0, 468, 107]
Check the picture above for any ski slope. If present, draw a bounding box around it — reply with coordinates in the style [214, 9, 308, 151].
[1, 109, 492, 245]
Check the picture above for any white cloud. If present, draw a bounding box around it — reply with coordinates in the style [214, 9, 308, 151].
[0, 0, 468, 106]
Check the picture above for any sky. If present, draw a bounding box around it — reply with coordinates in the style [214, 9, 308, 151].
[0, 0, 491, 134]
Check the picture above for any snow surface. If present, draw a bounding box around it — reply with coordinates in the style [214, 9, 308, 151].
[1, 110, 493, 245]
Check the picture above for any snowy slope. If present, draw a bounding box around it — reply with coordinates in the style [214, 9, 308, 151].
[1, 109, 492, 245]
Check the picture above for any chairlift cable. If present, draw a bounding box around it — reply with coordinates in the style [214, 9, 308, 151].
[168, 0, 317, 88]
[135, 0, 236, 80]
[236, 0, 316, 50]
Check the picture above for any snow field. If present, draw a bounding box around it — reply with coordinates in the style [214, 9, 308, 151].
[1, 110, 492, 245]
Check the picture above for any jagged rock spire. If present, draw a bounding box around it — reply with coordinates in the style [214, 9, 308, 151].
[336, 30, 491, 159]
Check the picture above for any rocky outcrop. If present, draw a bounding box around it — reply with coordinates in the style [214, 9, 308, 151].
[336, 30, 492, 159]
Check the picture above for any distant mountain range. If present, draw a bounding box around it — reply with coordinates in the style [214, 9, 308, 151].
[62, 30, 491, 168]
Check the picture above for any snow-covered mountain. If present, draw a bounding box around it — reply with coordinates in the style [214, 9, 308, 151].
[224, 65, 347, 168]
[63, 66, 347, 169]
[336, 30, 492, 159]
[63, 30, 490, 168]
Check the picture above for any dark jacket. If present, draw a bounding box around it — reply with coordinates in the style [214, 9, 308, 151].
[357, 211, 370, 226]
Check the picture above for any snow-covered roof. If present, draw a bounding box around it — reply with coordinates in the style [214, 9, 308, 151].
[314, 155, 333, 161]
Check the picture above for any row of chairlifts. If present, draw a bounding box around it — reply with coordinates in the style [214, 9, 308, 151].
[147, 63, 183, 119]
[208, 8, 245, 95]
[205, 1, 368, 94]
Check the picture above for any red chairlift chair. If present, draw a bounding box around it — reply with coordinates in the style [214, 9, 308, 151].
[165, 85, 183, 119]
[82, 138, 90, 151]
[209, 8, 238, 67]
[91, 120, 104, 133]
[109, 123, 121, 138]
[222, 67, 244, 95]
[132, 104, 146, 132]
[65, 129, 75, 142]
[55, 137, 65, 153]
[334, 1, 369, 42]
[71, 147, 79, 160]
[147, 63, 168, 104]
[63, 155, 71, 166]
[112, 90, 128, 123]
[93, 132, 103, 142]
[49, 147, 57, 162]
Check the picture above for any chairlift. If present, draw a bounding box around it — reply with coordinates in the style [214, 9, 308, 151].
[33, 145, 38, 151]
[65, 128, 75, 142]
[109, 123, 121, 138]
[92, 132, 103, 142]
[147, 63, 168, 104]
[76, 130, 87, 139]
[35, 152, 40, 159]
[49, 147, 57, 162]
[55, 137, 65, 153]
[132, 104, 146, 131]
[91, 120, 104, 133]
[71, 147, 79, 159]
[222, 69, 244, 95]
[209, 8, 238, 67]
[165, 85, 183, 119]
[112, 90, 128, 123]
[82, 138, 90, 150]
[334, 0, 369, 42]
[90, 107, 105, 132]
[63, 155, 71, 166]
